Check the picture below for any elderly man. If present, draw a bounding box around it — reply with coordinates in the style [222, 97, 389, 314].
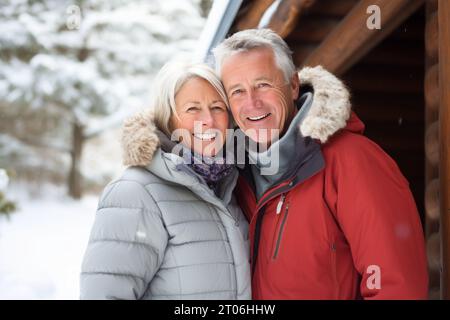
[213, 29, 428, 299]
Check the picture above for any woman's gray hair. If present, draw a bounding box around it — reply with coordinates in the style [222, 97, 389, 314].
[151, 60, 229, 136]
[212, 28, 296, 82]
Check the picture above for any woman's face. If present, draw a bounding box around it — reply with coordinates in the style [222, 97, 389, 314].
[170, 77, 229, 157]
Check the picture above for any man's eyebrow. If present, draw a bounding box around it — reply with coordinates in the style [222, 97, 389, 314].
[254, 76, 271, 82]
[226, 83, 242, 92]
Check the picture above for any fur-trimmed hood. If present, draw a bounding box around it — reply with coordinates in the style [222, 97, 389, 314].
[122, 65, 352, 167]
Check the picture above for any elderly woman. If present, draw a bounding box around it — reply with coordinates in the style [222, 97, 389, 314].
[80, 61, 251, 300]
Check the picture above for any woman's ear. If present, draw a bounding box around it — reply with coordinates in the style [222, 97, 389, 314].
[291, 72, 300, 100]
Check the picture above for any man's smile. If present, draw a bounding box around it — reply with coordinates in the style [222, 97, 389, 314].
[247, 113, 271, 121]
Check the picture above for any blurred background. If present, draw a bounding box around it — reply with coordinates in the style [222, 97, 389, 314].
[0, 0, 212, 299]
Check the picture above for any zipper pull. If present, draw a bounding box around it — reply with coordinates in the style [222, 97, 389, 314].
[276, 194, 286, 215]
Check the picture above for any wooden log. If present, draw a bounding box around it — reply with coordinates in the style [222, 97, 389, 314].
[428, 0, 439, 13]
[354, 104, 424, 124]
[425, 0, 440, 242]
[426, 11, 439, 62]
[425, 64, 440, 112]
[266, 0, 317, 38]
[287, 16, 340, 43]
[427, 231, 441, 272]
[390, 11, 425, 40]
[233, 0, 274, 31]
[428, 218, 441, 236]
[439, 0, 450, 299]
[343, 65, 423, 94]
[429, 287, 441, 300]
[292, 44, 317, 66]
[429, 254, 441, 289]
[362, 41, 424, 67]
[365, 129, 424, 152]
[307, 0, 358, 17]
[302, 0, 425, 75]
[425, 121, 440, 165]
[352, 93, 424, 108]
[426, 178, 441, 220]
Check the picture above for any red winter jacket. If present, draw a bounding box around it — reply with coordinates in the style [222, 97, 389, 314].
[236, 67, 428, 300]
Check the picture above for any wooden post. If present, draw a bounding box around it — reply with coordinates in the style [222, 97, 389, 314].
[265, 0, 317, 38]
[439, 0, 450, 299]
[233, 0, 274, 31]
[425, 0, 440, 299]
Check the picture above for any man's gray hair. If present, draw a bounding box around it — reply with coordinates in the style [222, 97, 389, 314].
[212, 28, 296, 82]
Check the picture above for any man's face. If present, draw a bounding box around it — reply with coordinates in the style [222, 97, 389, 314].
[221, 47, 299, 145]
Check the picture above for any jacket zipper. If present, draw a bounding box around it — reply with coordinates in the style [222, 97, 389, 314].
[255, 180, 294, 214]
[269, 194, 286, 257]
[251, 180, 296, 277]
[272, 201, 290, 259]
[276, 194, 286, 214]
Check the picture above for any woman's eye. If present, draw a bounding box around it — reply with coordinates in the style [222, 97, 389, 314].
[186, 106, 199, 112]
[211, 105, 225, 111]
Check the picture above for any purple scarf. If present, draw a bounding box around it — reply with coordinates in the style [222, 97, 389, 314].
[187, 152, 234, 191]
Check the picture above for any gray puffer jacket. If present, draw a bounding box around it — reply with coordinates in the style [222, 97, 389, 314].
[80, 112, 251, 300]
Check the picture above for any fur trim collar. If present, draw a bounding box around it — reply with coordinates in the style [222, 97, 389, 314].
[298, 66, 351, 143]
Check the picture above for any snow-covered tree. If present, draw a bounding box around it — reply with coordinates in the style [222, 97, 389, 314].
[0, 0, 206, 198]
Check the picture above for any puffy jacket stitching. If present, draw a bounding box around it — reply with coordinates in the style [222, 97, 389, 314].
[97, 205, 157, 212]
[111, 170, 247, 299]
[160, 261, 234, 270]
[208, 204, 236, 297]
[101, 180, 120, 204]
[102, 179, 164, 218]
[168, 246, 183, 298]
[157, 199, 206, 203]
[166, 219, 221, 227]
[171, 239, 229, 247]
[115, 180, 170, 290]
[81, 271, 145, 283]
[88, 239, 158, 256]
[151, 289, 235, 297]
[145, 175, 212, 299]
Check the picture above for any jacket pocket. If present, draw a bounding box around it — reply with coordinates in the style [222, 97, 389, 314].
[272, 201, 290, 260]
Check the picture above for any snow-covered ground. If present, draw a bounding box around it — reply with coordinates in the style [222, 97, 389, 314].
[0, 184, 99, 299]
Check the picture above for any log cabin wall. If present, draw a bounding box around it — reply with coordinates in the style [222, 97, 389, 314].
[437, 0, 450, 300]
[425, 0, 440, 300]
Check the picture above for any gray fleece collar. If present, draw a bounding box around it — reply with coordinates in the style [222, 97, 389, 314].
[247, 93, 325, 200]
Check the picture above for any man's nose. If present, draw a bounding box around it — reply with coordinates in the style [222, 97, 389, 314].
[245, 89, 262, 109]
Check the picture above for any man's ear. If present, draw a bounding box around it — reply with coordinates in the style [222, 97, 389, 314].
[291, 72, 300, 100]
